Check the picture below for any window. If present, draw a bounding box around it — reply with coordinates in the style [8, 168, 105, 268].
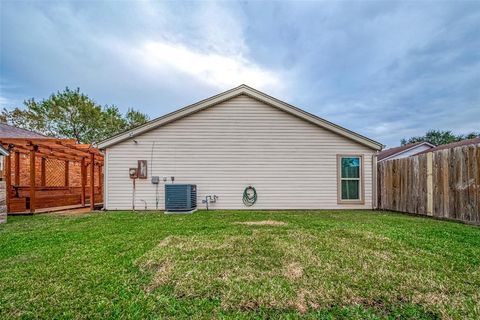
[338, 155, 363, 203]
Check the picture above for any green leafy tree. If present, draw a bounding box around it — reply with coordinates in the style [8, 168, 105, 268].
[1, 87, 149, 144]
[125, 108, 149, 128]
[401, 129, 480, 146]
[100, 105, 130, 140]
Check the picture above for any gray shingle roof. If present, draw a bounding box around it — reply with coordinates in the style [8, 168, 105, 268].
[377, 142, 434, 161]
[0, 123, 47, 139]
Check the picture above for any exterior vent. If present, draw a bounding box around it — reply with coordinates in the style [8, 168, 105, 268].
[165, 184, 197, 213]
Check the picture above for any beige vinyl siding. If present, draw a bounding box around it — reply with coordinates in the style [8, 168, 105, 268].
[105, 94, 376, 210]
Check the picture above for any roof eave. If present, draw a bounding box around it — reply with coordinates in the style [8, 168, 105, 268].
[378, 142, 436, 162]
[98, 85, 247, 149]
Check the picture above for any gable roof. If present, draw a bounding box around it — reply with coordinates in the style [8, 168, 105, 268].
[416, 137, 480, 155]
[98, 84, 383, 150]
[0, 123, 47, 139]
[378, 141, 435, 161]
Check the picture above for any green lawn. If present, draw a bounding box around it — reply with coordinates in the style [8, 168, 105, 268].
[0, 210, 479, 319]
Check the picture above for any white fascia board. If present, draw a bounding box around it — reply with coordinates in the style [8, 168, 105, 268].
[379, 142, 436, 162]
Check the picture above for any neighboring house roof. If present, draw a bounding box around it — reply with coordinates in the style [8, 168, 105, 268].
[0, 123, 47, 139]
[416, 137, 480, 155]
[98, 84, 383, 150]
[377, 142, 435, 161]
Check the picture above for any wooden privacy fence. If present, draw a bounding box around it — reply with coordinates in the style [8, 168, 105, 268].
[378, 143, 480, 224]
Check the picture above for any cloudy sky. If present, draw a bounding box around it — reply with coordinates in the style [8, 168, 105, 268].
[1, 1, 479, 147]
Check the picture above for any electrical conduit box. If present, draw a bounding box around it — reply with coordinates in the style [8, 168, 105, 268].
[165, 184, 197, 213]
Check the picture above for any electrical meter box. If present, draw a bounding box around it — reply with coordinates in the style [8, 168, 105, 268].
[129, 168, 138, 179]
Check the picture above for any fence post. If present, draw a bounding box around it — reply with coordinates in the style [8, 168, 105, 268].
[90, 153, 95, 211]
[5, 153, 11, 214]
[29, 146, 36, 214]
[373, 154, 378, 209]
[426, 152, 433, 216]
[81, 157, 86, 206]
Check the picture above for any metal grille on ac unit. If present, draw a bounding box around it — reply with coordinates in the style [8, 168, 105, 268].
[165, 184, 197, 213]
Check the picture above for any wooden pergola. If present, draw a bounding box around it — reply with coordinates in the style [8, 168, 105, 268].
[1, 138, 104, 214]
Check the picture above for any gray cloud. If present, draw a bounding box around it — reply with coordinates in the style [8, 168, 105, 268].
[1, 1, 479, 147]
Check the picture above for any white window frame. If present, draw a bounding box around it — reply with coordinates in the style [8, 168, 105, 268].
[337, 154, 364, 204]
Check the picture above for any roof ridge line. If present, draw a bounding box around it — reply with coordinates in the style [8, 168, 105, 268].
[98, 85, 383, 150]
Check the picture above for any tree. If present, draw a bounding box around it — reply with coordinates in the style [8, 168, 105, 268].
[401, 129, 480, 146]
[1, 87, 149, 144]
[125, 108, 149, 128]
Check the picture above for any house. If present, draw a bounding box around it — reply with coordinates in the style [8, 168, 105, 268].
[0, 123, 103, 213]
[0, 123, 48, 186]
[377, 142, 435, 162]
[0, 123, 95, 188]
[0, 145, 9, 223]
[415, 137, 480, 155]
[0, 145, 9, 178]
[98, 85, 383, 210]
[0, 123, 48, 139]
[1, 124, 48, 185]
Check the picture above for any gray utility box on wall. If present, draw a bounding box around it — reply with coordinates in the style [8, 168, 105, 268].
[165, 184, 197, 213]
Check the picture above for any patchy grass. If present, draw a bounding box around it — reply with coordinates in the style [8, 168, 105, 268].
[0, 210, 479, 319]
[233, 220, 287, 226]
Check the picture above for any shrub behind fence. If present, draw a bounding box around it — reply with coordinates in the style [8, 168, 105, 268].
[378, 143, 480, 224]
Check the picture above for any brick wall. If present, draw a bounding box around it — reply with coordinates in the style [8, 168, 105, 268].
[0, 181, 6, 223]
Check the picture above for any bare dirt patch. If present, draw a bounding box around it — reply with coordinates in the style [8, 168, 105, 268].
[233, 220, 287, 226]
[294, 291, 308, 314]
[51, 207, 95, 216]
[284, 262, 303, 280]
[146, 259, 173, 292]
